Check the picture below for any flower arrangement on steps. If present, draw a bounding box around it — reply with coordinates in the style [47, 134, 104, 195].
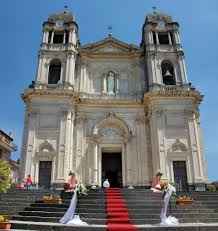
[42, 195, 62, 204]
[176, 195, 193, 206]
[0, 215, 11, 230]
[77, 183, 88, 196]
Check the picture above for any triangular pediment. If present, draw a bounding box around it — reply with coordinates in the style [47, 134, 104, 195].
[80, 36, 140, 54]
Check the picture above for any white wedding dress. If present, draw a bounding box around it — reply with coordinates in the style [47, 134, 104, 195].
[160, 184, 179, 225]
[59, 190, 88, 226]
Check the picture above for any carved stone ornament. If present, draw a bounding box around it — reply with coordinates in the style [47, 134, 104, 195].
[92, 112, 132, 142]
[39, 140, 55, 153]
[100, 127, 121, 137]
[171, 139, 187, 152]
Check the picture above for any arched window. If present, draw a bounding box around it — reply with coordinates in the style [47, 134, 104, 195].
[53, 32, 64, 44]
[48, 59, 61, 84]
[106, 71, 117, 94]
[161, 61, 176, 85]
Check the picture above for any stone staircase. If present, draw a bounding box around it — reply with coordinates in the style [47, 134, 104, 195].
[1, 189, 218, 230]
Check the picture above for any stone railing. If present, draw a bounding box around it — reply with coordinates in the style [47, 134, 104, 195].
[79, 91, 144, 101]
[40, 43, 75, 51]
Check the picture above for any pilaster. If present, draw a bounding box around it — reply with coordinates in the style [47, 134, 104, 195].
[185, 110, 205, 183]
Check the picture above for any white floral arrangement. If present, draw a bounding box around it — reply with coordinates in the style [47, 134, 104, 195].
[76, 183, 88, 196]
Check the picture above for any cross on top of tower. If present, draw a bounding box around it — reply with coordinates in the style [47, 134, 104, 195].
[152, 6, 157, 14]
[107, 25, 113, 37]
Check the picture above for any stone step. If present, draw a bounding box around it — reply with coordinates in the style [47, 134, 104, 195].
[10, 220, 218, 231]
[11, 215, 218, 225]
[25, 207, 67, 212]
[17, 210, 218, 220]
[25, 206, 216, 214]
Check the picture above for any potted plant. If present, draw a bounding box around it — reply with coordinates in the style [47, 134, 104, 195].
[0, 215, 11, 230]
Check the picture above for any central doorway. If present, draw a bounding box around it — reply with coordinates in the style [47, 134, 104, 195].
[173, 161, 188, 192]
[102, 152, 122, 187]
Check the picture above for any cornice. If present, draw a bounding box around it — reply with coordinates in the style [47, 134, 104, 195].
[79, 50, 143, 59]
[21, 88, 80, 104]
[78, 98, 143, 107]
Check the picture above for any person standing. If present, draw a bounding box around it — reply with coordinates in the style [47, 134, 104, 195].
[151, 171, 163, 192]
[25, 174, 33, 190]
[67, 172, 78, 191]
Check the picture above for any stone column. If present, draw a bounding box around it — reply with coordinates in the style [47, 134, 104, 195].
[36, 56, 43, 82]
[63, 32, 66, 44]
[178, 53, 188, 84]
[103, 74, 107, 93]
[147, 52, 159, 86]
[66, 53, 76, 86]
[155, 32, 159, 45]
[185, 110, 205, 183]
[168, 32, 172, 45]
[42, 31, 47, 43]
[68, 110, 75, 173]
[20, 108, 30, 180]
[57, 110, 72, 181]
[51, 31, 54, 44]
[149, 109, 166, 176]
[69, 29, 77, 45]
[80, 61, 88, 92]
[157, 110, 166, 177]
[148, 31, 154, 44]
[93, 142, 99, 185]
[174, 30, 181, 44]
[23, 111, 37, 180]
[126, 136, 135, 186]
[36, 55, 48, 84]
[135, 114, 149, 186]
[75, 115, 87, 182]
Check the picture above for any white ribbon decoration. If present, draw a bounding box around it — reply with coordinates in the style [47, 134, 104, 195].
[160, 184, 179, 225]
[59, 190, 88, 225]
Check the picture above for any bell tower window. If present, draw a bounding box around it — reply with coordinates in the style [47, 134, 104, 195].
[48, 59, 61, 84]
[158, 32, 170, 45]
[161, 61, 176, 85]
[53, 32, 64, 44]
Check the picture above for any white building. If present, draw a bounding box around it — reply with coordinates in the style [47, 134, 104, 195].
[20, 10, 208, 189]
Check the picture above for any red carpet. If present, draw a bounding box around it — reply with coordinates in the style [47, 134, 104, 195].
[105, 188, 138, 231]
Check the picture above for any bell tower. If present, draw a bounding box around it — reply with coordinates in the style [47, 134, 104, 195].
[141, 10, 189, 90]
[35, 10, 79, 89]
[142, 10, 208, 188]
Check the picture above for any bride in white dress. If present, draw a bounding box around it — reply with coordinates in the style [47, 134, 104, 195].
[151, 173, 179, 225]
[59, 183, 88, 225]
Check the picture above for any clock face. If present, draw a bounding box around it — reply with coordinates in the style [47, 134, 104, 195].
[157, 20, 165, 29]
[56, 20, 64, 28]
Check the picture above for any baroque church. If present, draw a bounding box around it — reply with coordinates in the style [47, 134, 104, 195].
[20, 10, 208, 190]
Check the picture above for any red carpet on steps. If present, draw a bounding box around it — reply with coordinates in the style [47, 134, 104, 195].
[105, 188, 138, 231]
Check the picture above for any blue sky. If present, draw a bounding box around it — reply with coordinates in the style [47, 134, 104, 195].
[1, 0, 218, 180]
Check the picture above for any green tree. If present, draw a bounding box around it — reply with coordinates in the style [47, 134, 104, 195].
[0, 160, 11, 193]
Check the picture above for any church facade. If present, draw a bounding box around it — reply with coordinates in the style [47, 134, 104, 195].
[20, 10, 208, 189]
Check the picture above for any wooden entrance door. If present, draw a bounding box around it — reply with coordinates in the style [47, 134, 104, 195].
[102, 153, 122, 187]
[173, 161, 188, 191]
[39, 161, 52, 188]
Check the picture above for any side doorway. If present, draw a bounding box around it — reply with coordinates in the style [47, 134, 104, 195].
[38, 161, 52, 189]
